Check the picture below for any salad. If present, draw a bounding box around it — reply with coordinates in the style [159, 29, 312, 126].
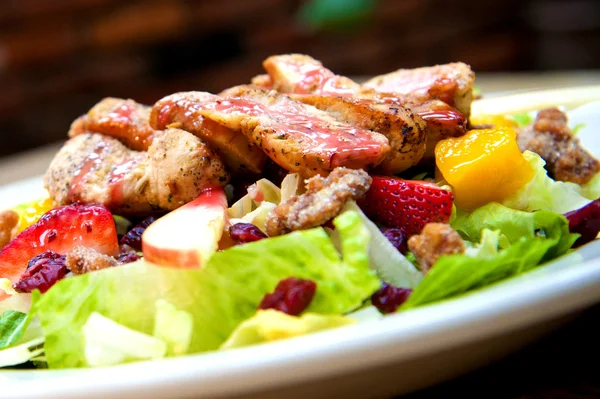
[1, 54, 599, 370]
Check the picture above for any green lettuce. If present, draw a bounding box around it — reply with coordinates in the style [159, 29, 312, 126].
[403, 209, 578, 309]
[0, 311, 27, 350]
[452, 202, 534, 245]
[34, 211, 380, 368]
[220, 309, 354, 350]
[82, 312, 167, 367]
[581, 172, 600, 200]
[333, 202, 422, 288]
[503, 151, 591, 214]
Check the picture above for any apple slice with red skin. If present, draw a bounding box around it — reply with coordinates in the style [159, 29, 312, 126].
[142, 188, 228, 268]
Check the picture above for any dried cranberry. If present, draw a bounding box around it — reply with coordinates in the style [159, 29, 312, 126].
[371, 283, 412, 314]
[258, 277, 317, 316]
[229, 223, 267, 244]
[117, 252, 140, 264]
[13, 251, 67, 293]
[564, 198, 600, 248]
[120, 216, 157, 251]
[381, 228, 408, 255]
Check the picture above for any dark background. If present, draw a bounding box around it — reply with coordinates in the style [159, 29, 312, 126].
[1, 0, 599, 157]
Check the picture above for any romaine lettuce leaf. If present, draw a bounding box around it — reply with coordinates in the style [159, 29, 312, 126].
[0, 311, 27, 350]
[503, 151, 590, 214]
[220, 309, 354, 350]
[403, 210, 578, 309]
[34, 211, 380, 368]
[452, 202, 535, 245]
[153, 300, 193, 356]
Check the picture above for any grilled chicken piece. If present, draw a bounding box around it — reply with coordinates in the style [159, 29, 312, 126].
[150, 92, 266, 175]
[69, 98, 157, 151]
[262, 54, 360, 96]
[401, 100, 467, 162]
[224, 85, 424, 173]
[286, 94, 427, 174]
[266, 167, 371, 236]
[44, 129, 229, 215]
[258, 54, 468, 165]
[251, 74, 273, 89]
[517, 108, 599, 185]
[363, 62, 475, 117]
[153, 90, 390, 176]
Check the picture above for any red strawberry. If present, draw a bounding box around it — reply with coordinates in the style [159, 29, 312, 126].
[359, 177, 453, 237]
[0, 203, 119, 299]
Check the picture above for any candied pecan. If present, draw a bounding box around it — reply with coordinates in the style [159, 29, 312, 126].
[265, 167, 371, 236]
[0, 210, 19, 249]
[517, 108, 599, 185]
[66, 246, 119, 275]
[408, 223, 465, 273]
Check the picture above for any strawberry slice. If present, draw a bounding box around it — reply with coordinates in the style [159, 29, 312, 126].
[0, 203, 119, 299]
[359, 177, 453, 237]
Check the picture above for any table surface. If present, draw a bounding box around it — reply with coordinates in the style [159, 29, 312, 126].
[0, 71, 599, 398]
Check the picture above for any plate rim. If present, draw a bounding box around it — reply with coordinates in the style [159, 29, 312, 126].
[1, 229, 599, 398]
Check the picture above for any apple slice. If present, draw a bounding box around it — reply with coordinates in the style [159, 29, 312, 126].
[142, 188, 228, 268]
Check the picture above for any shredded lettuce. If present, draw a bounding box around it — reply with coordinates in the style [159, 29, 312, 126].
[229, 201, 276, 233]
[34, 211, 379, 368]
[503, 151, 591, 214]
[464, 228, 503, 258]
[0, 337, 44, 368]
[153, 300, 193, 357]
[581, 172, 600, 200]
[220, 309, 354, 350]
[280, 173, 303, 201]
[509, 112, 534, 127]
[335, 202, 422, 288]
[82, 312, 167, 367]
[404, 210, 578, 309]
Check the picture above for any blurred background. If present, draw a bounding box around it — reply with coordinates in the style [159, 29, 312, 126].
[1, 0, 600, 159]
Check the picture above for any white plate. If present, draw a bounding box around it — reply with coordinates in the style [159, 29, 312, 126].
[2, 88, 600, 398]
[1, 187, 600, 399]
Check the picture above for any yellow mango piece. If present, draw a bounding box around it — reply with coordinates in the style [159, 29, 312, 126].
[12, 197, 54, 233]
[435, 127, 534, 211]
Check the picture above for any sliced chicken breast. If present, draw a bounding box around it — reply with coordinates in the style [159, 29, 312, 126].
[44, 129, 229, 215]
[152, 90, 390, 176]
[150, 92, 266, 175]
[363, 62, 475, 117]
[69, 97, 157, 151]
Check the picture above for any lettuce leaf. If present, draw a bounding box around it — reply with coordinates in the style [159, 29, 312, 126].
[220, 309, 354, 350]
[581, 172, 600, 200]
[0, 311, 27, 350]
[82, 312, 167, 367]
[34, 211, 380, 368]
[503, 151, 590, 214]
[452, 202, 535, 245]
[403, 210, 578, 309]
[335, 202, 422, 288]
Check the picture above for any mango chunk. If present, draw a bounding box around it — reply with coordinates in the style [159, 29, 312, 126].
[435, 127, 533, 210]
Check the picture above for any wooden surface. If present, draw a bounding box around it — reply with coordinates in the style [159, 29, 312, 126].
[0, 73, 599, 398]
